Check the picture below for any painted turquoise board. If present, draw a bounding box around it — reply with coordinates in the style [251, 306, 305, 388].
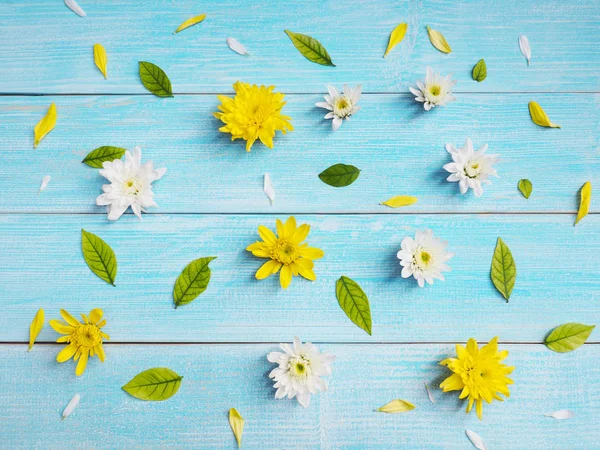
[1, 0, 599, 448]
[1, 344, 599, 449]
[0, 94, 596, 213]
[0, 0, 599, 94]
[1, 214, 598, 343]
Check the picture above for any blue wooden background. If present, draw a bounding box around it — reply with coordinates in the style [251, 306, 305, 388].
[0, 0, 599, 448]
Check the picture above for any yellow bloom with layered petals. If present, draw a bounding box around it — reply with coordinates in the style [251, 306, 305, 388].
[213, 81, 293, 152]
[246, 216, 323, 289]
[440, 337, 514, 419]
[50, 308, 109, 376]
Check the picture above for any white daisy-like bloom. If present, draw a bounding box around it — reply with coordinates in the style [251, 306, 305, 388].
[443, 138, 499, 197]
[397, 229, 453, 288]
[96, 146, 166, 220]
[315, 84, 361, 131]
[267, 337, 335, 408]
[409, 66, 456, 111]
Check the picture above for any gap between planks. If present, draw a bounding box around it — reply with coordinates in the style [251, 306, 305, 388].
[0, 211, 593, 215]
[5, 341, 600, 345]
[0, 91, 599, 97]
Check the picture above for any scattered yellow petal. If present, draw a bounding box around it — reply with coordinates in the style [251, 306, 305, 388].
[575, 181, 591, 225]
[93, 43, 108, 79]
[383, 23, 408, 58]
[229, 408, 244, 448]
[28, 308, 45, 351]
[173, 14, 206, 34]
[426, 25, 451, 53]
[380, 196, 418, 208]
[528, 101, 560, 128]
[377, 399, 415, 414]
[33, 102, 57, 149]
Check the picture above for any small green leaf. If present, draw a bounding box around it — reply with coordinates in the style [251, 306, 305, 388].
[284, 30, 335, 66]
[545, 323, 595, 353]
[82, 146, 127, 168]
[81, 229, 117, 286]
[518, 179, 532, 199]
[318, 163, 360, 187]
[377, 399, 415, 414]
[336, 276, 372, 335]
[173, 257, 217, 308]
[122, 367, 183, 401]
[472, 59, 487, 82]
[139, 61, 173, 97]
[490, 237, 516, 302]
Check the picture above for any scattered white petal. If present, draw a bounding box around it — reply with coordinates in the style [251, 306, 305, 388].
[466, 429, 487, 450]
[545, 410, 575, 420]
[62, 394, 80, 420]
[264, 173, 275, 205]
[410, 66, 456, 111]
[519, 35, 531, 66]
[227, 37, 249, 56]
[424, 383, 435, 403]
[38, 175, 51, 194]
[64, 0, 86, 17]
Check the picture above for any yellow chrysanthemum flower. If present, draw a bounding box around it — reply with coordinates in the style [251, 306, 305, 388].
[50, 308, 109, 376]
[246, 216, 323, 289]
[213, 81, 293, 152]
[440, 337, 514, 419]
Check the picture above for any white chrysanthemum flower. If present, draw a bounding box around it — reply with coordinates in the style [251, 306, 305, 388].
[267, 337, 335, 408]
[316, 84, 361, 131]
[409, 66, 456, 111]
[397, 229, 453, 288]
[96, 146, 166, 221]
[443, 138, 498, 197]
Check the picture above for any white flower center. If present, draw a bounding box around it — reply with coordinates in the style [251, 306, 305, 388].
[122, 178, 142, 196]
[333, 96, 354, 118]
[464, 161, 482, 179]
[288, 356, 312, 380]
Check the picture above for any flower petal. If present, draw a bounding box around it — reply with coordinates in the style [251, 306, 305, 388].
[279, 265, 293, 289]
[256, 260, 282, 280]
[56, 342, 78, 363]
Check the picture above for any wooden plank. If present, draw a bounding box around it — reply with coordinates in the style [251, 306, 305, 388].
[0, 0, 598, 94]
[1, 213, 598, 343]
[0, 94, 596, 214]
[1, 343, 598, 448]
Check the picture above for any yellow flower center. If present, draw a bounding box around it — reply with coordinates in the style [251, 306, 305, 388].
[465, 162, 481, 178]
[416, 249, 433, 268]
[333, 96, 354, 118]
[429, 85, 441, 96]
[289, 357, 311, 379]
[271, 238, 299, 265]
[123, 178, 141, 195]
[72, 324, 103, 349]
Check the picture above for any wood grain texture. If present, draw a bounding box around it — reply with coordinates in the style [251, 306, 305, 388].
[2, 214, 598, 343]
[1, 343, 598, 449]
[0, 0, 598, 94]
[0, 94, 597, 213]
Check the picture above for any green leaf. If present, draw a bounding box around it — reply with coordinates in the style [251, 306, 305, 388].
[518, 179, 532, 199]
[490, 237, 516, 302]
[122, 367, 183, 401]
[545, 323, 595, 353]
[318, 163, 360, 187]
[284, 30, 335, 66]
[472, 59, 487, 82]
[173, 257, 217, 308]
[81, 229, 117, 286]
[82, 146, 127, 168]
[139, 61, 173, 97]
[335, 276, 372, 335]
